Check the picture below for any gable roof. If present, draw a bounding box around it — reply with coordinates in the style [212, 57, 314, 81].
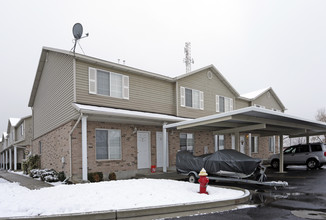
[174, 65, 240, 97]
[240, 87, 286, 110]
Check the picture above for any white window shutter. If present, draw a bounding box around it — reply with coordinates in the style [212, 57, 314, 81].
[199, 91, 204, 110]
[89, 67, 97, 94]
[216, 95, 220, 112]
[180, 87, 185, 107]
[230, 98, 233, 111]
[122, 75, 129, 100]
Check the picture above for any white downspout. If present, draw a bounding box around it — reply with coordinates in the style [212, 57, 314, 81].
[163, 122, 167, 173]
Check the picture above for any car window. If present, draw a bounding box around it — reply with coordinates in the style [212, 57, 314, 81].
[311, 144, 322, 152]
[297, 145, 309, 153]
[284, 147, 295, 154]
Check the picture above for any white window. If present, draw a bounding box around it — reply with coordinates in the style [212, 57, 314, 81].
[96, 129, 122, 160]
[269, 136, 275, 152]
[89, 67, 129, 99]
[231, 135, 235, 150]
[216, 95, 233, 112]
[251, 136, 259, 153]
[20, 123, 24, 136]
[218, 135, 224, 150]
[180, 133, 194, 152]
[180, 87, 204, 110]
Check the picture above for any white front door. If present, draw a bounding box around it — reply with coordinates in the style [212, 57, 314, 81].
[156, 132, 168, 168]
[137, 131, 151, 169]
[240, 136, 245, 153]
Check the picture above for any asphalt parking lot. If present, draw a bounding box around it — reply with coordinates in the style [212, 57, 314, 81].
[168, 165, 326, 220]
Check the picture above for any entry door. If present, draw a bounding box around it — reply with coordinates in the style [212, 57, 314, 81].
[156, 132, 168, 168]
[240, 136, 245, 153]
[137, 131, 151, 169]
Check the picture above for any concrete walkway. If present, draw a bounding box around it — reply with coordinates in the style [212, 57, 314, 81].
[0, 170, 53, 190]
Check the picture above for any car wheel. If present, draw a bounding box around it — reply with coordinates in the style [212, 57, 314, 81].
[188, 174, 197, 183]
[306, 159, 319, 169]
[271, 159, 279, 169]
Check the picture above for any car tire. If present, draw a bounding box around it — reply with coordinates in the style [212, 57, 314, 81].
[188, 174, 197, 183]
[271, 159, 279, 169]
[306, 159, 319, 169]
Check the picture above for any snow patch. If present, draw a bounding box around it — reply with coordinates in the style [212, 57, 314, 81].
[0, 178, 246, 218]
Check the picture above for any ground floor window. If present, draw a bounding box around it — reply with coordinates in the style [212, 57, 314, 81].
[251, 136, 259, 153]
[218, 135, 224, 150]
[96, 129, 121, 160]
[180, 133, 194, 152]
[269, 136, 275, 152]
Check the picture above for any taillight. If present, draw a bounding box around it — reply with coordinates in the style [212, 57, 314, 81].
[324, 152, 326, 157]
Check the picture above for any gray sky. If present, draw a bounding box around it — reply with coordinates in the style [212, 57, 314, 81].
[1, 0, 326, 134]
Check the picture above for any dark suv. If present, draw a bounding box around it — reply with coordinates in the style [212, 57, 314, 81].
[268, 143, 326, 169]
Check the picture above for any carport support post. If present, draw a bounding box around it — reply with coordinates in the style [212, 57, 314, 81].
[279, 135, 284, 173]
[9, 148, 12, 170]
[82, 115, 88, 181]
[306, 136, 310, 144]
[14, 146, 17, 171]
[5, 150, 8, 170]
[162, 123, 167, 173]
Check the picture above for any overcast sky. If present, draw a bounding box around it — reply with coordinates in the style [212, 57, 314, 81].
[1, 0, 326, 134]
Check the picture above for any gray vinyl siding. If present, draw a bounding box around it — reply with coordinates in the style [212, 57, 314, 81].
[33, 51, 77, 139]
[15, 117, 32, 146]
[75, 61, 176, 115]
[177, 69, 236, 118]
[254, 92, 282, 110]
[235, 98, 250, 110]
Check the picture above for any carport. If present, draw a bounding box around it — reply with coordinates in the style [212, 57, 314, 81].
[162, 106, 326, 173]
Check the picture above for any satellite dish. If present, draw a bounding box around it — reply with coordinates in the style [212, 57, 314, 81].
[72, 23, 83, 40]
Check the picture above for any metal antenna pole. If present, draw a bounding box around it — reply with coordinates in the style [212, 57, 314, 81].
[183, 42, 194, 73]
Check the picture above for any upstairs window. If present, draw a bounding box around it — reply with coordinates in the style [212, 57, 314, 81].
[180, 87, 204, 110]
[216, 95, 233, 112]
[20, 123, 24, 136]
[89, 67, 129, 99]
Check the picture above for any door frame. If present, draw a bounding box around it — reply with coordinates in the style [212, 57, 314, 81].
[137, 131, 151, 169]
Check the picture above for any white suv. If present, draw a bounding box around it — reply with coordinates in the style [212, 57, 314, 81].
[268, 143, 326, 169]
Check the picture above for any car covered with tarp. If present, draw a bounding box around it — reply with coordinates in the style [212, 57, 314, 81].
[176, 149, 264, 180]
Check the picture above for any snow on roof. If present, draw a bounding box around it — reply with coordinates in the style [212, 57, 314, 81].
[240, 87, 270, 100]
[73, 103, 191, 122]
[9, 118, 21, 127]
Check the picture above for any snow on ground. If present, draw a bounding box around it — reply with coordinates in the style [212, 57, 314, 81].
[0, 178, 246, 218]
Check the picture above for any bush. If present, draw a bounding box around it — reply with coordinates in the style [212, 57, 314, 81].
[109, 172, 117, 181]
[88, 172, 103, 182]
[30, 169, 59, 182]
[57, 171, 66, 182]
[24, 155, 41, 174]
[22, 161, 28, 174]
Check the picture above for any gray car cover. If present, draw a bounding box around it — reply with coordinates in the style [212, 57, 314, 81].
[176, 149, 261, 175]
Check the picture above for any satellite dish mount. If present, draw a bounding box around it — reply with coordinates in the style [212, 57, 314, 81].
[72, 23, 89, 55]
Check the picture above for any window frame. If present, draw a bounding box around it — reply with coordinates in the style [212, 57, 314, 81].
[89, 67, 129, 100]
[95, 128, 122, 161]
[180, 87, 204, 110]
[180, 133, 194, 152]
[251, 136, 259, 153]
[268, 136, 275, 152]
[216, 95, 233, 113]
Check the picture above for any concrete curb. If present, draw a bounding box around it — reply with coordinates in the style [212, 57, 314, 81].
[1, 188, 250, 220]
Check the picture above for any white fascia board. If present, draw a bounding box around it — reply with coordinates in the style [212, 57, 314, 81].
[72, 103, 190, 123]
[164, 106, 326, 129]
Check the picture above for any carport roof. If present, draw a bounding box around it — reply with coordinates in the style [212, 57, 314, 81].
[164, 107, 326, 138]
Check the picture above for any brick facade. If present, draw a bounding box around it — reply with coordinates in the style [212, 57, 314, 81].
[31, 120, 280, 182]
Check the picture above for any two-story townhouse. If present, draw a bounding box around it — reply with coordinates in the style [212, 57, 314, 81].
[0, 132, 8, 170]
[0, 116, 32, 170]
[28, 47, 286, 182]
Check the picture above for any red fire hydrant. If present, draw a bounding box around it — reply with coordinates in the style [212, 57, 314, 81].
[198, 168, 209, 194]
